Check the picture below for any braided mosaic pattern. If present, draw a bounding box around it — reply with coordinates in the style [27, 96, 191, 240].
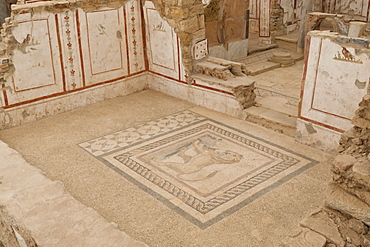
[114, 122, 299, 214]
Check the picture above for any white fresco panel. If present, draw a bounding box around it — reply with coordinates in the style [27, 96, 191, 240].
[86, 9, 123, 75]
[144, 1, 179, 79]
[7, 12, 64, 105]
[300, 33, 370, 132]
[78, 7, 128, 85]
[147, 9, 176, 70]
[311, 39, 368, 120]
[12, 19, 56, 91]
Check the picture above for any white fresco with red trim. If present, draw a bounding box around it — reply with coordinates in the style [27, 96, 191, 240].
[143, 0, 181, 81]
[2, 1, 146, 108]
[8, 11, 64, 105]
[300, 33, 369, 132]
[297, 31, 370, 153]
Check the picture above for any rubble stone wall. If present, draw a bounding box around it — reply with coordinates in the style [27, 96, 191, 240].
[151, 0, 206, 74]
[288, 27, 370, 247]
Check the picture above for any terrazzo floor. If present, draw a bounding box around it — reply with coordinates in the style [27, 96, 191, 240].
[0, 90, 333, 246]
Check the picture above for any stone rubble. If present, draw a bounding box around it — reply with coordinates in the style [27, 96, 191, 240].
[0, 206, 38, 247]
[285, 91, 370, 247]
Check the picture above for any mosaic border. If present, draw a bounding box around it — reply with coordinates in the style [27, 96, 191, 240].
[78, 110, 206, 156]
[114, 122, 299, 214]
[80, 110, 319, 228]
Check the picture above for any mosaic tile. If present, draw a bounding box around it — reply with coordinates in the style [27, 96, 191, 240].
[79, 110, 318, 228]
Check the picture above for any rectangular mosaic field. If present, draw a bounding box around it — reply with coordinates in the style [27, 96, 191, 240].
[79, 110, 318, 228]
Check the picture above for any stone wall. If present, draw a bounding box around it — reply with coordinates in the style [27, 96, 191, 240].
[286, 80, 370, 247]
[287, 20, 370, 247]
[204, 0, 249, 61]
[151, 0, 206, 74]
[270, 0, 284, 36]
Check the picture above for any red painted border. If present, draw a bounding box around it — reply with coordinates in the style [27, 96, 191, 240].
[299, 116, 345, 133]
[1, 83, 8, 106]
[13, 18, 58, 93]
[3, 71, 146, 109]
[85, 9, 124, 76]
[76, 9, 86, 87]
[150, 71, 187, 85]
[177, 36, 182, 81]
[192, 82, 234, 96]
[298, 35, 348, 133]
[140, 0, 150, 71]
[146, 8, 177, 71]
[149, 71, 234, 97]
[123, 6, 131, 75]
[55, 14, 67, 92]
[309, 40, 351, 121]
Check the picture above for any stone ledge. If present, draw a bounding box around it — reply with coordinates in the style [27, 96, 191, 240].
[0, 140, 148, 247]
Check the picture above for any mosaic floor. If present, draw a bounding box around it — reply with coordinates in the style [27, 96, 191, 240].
[79, 110, 318, 229]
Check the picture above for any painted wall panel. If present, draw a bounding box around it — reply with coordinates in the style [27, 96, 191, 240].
[3, 0, 146, 109]
[7, 12, 64, 105]
[144, 1, 180, 80]
[300, 33, 370, 132]
[78, 7, 129, 86]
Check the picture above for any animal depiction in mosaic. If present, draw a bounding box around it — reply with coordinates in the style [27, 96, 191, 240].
[150, 135, 242, 181]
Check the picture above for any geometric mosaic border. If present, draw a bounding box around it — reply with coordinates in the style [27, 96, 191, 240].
[79, 110, 319, 229]
[114, 122, 300, 214]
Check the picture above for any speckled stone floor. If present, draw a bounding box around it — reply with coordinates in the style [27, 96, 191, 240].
[0, 90, 334, 247]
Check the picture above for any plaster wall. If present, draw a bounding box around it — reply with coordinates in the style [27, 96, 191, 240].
[142, 1, 247, 119]
[143, 0, 186, 82]
[318, 0, 370, 22]
[0, 0, 243, 129]
[249, 0, 259, 33]
[279, 0, 303, 33]
[301, 0, 370, 22]
[297, 31, 370, 153]
[0, 0, 147, 128]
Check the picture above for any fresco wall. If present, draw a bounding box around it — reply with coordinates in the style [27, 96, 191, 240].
[320, 0, 370, 21]
[0, 0, 148, 128]
[0, 0, 242, 128]
[297, 30, 370, 153]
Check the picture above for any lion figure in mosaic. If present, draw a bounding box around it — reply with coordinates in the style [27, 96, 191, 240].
[150, 138, 242, 181]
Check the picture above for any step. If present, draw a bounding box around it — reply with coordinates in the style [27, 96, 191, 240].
[248, 43, 278, 55]
[275, 34, 299, 52]
[247, 61, 281, 76]
[244, 106, 297, 137]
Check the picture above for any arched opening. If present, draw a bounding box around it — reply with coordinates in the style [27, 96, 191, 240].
[314, 19, 336, 31]
[310, 17, 339, 33]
